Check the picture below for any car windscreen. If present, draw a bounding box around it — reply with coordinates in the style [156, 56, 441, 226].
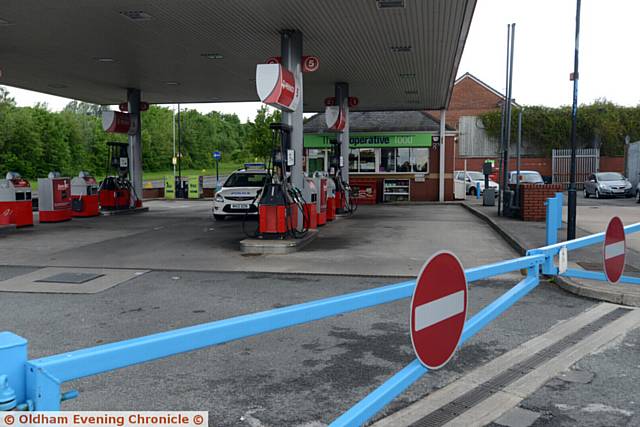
[597, 172, 624, 181]
[513, 172, 543, 183]
[467, 172, 485, 181]
[223, 173, 267, 187]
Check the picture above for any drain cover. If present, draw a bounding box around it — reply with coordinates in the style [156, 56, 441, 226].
[36, 272, 104, 284]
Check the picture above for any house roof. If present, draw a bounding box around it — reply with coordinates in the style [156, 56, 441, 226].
[304, 111, 455, 134]
[454, 72, 520, 107]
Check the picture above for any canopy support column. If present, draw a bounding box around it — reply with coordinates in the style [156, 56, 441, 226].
[335, 82, 350, 184]
[127, 88, 143, 203]
[439, 109, 446, 202]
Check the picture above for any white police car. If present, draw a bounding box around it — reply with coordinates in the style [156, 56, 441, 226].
[212, 164, 268, 220]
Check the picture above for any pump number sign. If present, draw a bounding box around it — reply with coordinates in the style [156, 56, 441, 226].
[410, 251, 468, 370]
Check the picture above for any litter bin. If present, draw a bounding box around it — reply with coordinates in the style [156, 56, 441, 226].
[483, 188, 496, 206]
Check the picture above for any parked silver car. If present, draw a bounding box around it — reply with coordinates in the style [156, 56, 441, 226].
[584, 172, 633, 198]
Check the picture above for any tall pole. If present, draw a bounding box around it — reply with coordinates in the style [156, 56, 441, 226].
[502, 23, 515, 215]
[516, 109, 522, 205]
[439, 110, 446, 202]
[177, 103, 182, 198]
[172, 104, 176, 177]
[567, 0, 582, 240]
[499, 24, 511, 216]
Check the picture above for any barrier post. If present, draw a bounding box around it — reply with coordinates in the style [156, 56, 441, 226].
[476, 182, 481, 199]
[545, 196, 558, 245]
[555, 192, 563, 229]
[0, 332, 28, 409]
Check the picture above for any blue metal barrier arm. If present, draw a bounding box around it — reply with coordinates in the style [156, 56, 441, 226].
[331, 272, 540, 426]
[561, 268, 640, 285]
[465, 254, 544, 282]
[29, 280, 416, 383]
[537, 222, 640, 254]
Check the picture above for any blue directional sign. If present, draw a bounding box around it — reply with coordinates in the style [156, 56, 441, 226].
[213, 151, 222, 160]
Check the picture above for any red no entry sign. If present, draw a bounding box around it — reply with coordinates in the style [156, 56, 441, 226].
[603, 216, 625, 283]
[410, 251, 468, 370]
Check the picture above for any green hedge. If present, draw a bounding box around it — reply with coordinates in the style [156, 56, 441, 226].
[0, 87, 279, 179]
[480, 100, 640, 156]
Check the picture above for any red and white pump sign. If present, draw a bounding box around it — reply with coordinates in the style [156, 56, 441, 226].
[603, 216, 626, 283]
[410, 251, 468, 370]
[325, 105, 346, 132]
[102, 111, 131, 133]
[256, 63, 300, 112]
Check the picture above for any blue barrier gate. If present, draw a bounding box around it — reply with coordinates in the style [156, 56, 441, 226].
[1, 196, 639, 425]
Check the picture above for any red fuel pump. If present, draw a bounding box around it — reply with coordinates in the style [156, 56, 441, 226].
[257, 123, 307, 238]
[38, 172, 72, 223]
[313, 172, 328, 226]
[0, 172, 33, 227]
[99, 141, 138, 210]
[329, 142, 356, 216]
[71, 172, 100, 217]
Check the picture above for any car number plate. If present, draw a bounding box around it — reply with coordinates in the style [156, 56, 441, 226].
[231, 204, 249, 209]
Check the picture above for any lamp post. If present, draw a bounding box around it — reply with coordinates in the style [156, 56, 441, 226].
[567, 0, 582, 240]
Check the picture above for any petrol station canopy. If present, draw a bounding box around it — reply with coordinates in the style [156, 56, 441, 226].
[0, 0, 476, 111]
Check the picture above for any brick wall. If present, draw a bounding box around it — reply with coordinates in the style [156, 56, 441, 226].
[519, 184, 564, 222]
[428, 75, 503, 129]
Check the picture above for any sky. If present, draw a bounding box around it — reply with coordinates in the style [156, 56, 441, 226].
[2, 0, 639, 121]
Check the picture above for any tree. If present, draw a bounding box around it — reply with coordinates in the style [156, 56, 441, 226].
[247, 106, 281, 161]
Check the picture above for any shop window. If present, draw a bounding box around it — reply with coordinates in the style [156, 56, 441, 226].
[307, 149, 326, 174]
[396, 148, 411, 172]
[379, 148, 396, 172]
[412, 148, 429, 173]
[349, 149, 359, 172]
[359, 148, 376, 172]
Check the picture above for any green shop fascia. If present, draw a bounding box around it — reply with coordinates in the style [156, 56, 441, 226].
[304, 132, 433, 174]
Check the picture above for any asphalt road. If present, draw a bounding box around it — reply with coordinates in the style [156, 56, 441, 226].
[1, 201, 639, 426]
[3, 265, 637, 426]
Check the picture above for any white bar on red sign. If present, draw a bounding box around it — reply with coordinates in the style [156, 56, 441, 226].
[414, 290, 465, 332]
[605, 241, 625, 259]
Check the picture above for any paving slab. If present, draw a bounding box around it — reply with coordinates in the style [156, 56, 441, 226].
[0, 267, 148, 293]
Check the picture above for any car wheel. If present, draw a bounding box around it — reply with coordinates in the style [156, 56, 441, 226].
[214, 214, 226, 221]
[584, 189, 589, 198]
[595, 190, 600, 199]
[469, 187, 476, 196]
[636, 191, 640, 204]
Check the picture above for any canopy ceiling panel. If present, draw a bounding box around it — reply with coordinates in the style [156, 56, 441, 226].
[0, 0, 476, 111]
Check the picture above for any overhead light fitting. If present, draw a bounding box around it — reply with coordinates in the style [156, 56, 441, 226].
[405, 90, 419, 95]
[399, 73, 416, 79]
[94, 57, 115, 63]
[119, 10, 153, 21]
[48, 83, 68, 89]
[390, 45, 412, 53]
[377, 0, 405, 9]
[0, 17, 13, 26]
[406, 100, 420, 104]
[201, 53, 224, 60]
[164, 81, 180, 86]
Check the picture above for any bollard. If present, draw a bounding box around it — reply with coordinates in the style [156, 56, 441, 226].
[0, 332, 27, 408]
[476, 182, 481, 199]
[555, 192, 564, 229]
[545, 196, 558, 245]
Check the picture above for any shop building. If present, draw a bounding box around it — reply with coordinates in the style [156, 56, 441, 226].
[303, 111, 456, 202]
